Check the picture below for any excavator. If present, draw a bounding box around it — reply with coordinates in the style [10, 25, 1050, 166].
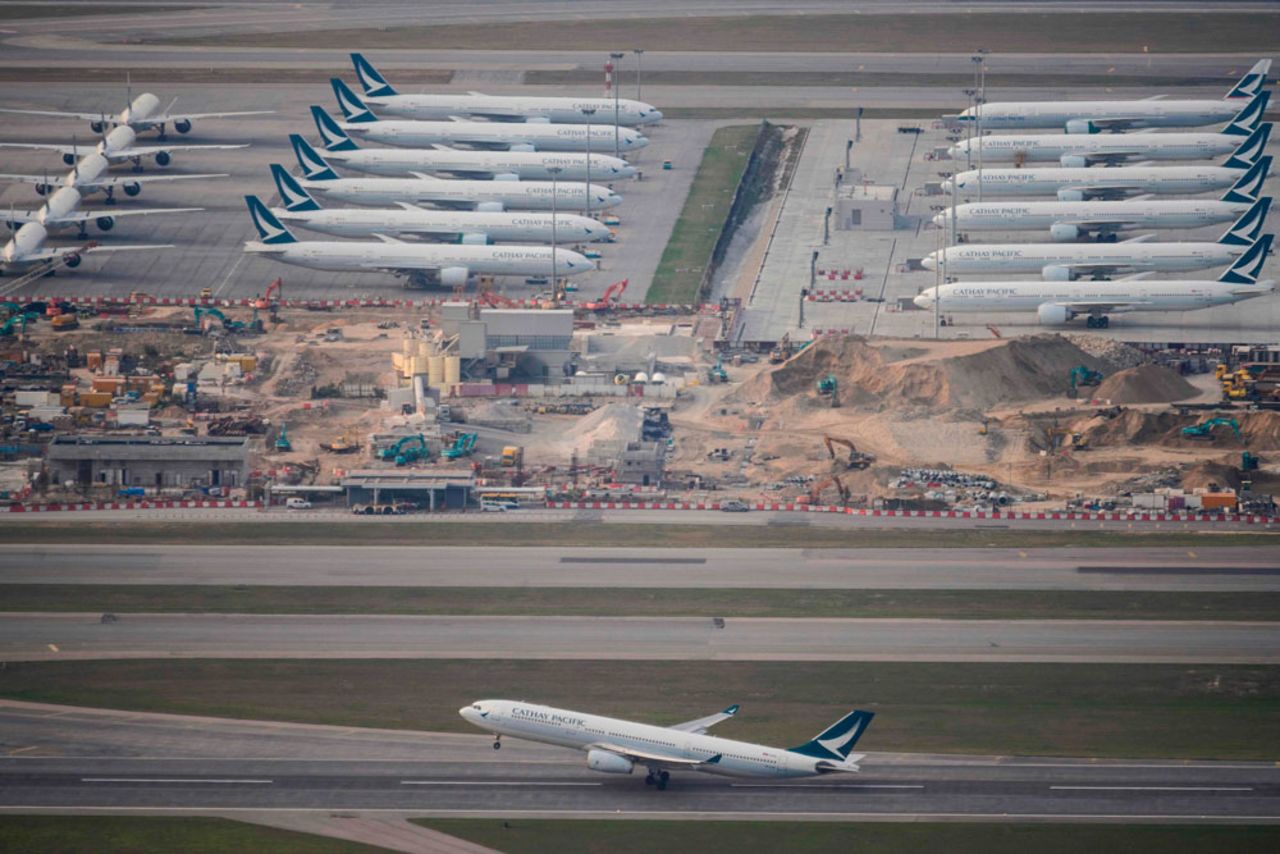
[377, 434, 429, 466]
[816, 374, 839, 407]
[823, 435, 874, 470]
[253, 278, 283, 322]
[1068, 365, 1104, 397]
[1182, 417, 1243, 441]
[442, 432, 479, 460]
[707, 354, 728, 384]
[769, 333, 793, 365]
[274, 423, 293, 453]
[808, 474, 851, 505]
[581, 278, 629, 312]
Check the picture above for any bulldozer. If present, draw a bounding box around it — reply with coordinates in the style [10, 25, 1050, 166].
[823, 435, 874, 470]
[808, 474, 851, 506]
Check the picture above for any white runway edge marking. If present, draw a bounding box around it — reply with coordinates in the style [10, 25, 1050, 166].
[731, 784, 925, 790]
[400, 781, 602, 787]
[1050, 786, 1254, 792]
[81, 778, 273, 785]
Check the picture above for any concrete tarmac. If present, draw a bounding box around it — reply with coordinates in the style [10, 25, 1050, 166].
[2, 613, 1275, 663]
[0, 702, 1276, 822]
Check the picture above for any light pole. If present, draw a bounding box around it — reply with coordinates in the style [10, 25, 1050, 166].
[972, 50, 988, 200]
[633, 48, 645, 100]
[962, 88, 976, 170]
[548, 166, 563, 289]
[610, 51, 624, 159]
[581, 106, 597, 220]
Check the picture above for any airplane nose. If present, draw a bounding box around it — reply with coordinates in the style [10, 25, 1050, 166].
[932, 213, 945, 227]
[921, 255, 936, 271]
[913, 293, 932, 309]
[459, 706, 477, 723]
[941, 180, 954, 193]
[651, 111, 663, 122]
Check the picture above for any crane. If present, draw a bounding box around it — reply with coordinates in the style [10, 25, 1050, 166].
[808, 474, 851, 505]
[1182, 417, 1243, 441]
[582, 278, 629, 312]
[823, 435, 874, 470]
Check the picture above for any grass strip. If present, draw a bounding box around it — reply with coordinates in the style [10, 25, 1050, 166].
[527, 69, 1243, 89]
[0, 67, 453, 85]
[5, 584, 1278, 621]
[417, 819, 1280, 854]
[2, 520, 1277, 547]
[646, 124, 758, 304]
[0, 816, 380, 853]
[153, 13, 1280, 54]
[0, 4, 195, 20]
[2, 660, 1275, 760]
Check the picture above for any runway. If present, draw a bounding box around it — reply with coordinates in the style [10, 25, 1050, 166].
[0, 702, 1275, 821]
[2, 613, 1275, 663]
[2, 544, 1277, 591]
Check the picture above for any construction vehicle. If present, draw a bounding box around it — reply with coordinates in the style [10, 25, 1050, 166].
[0, 312, 35, 337]
[1068, 365, 1104, 397]
[500, 445, 524, 467]
[1046, 426, 1089, 451]
[823, 435, 874, 470]
[816, 374, 839, 407]
[808, 474, 851, 505]
[707, 354, 728, 384]
[376, 434, 429, 466]
[51, 313, 79, 331]
[582, 278, 629, 312]
[194, 306, 251, 333]
[442, 432, 479, 460]
[1242, 451, 1260, 472]
[769, 333, 793, 364]
[253, 278, 283, 321]
[274, 423, 293, 452]
[320, 431, 360, 454]
[199, 287, 213, 300]
[1182, 417, 1242, 441]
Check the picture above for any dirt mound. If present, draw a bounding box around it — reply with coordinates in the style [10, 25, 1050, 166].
[1092, 364, 1197, 404]
[1077, 409, 1280, 450]
[1181, 461, 1243, 493]
[748, 335, 1106, 413]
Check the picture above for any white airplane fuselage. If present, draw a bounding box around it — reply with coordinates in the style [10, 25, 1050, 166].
[916, 280, 1271, 315]
[950, 132, 1242, 165]
[272, 207, 611, 243]
[244, 240, 593, 279]
[363, 93, 661, 126]
[460, 700, 853, 780]
[340, 119, 648, 153]
[958, 99, 1245, 131]
[321, 147, 635, 181]
[948, 165, 1256, 199]
[937, 200, 1252, 237]
[300, 176, 620, 211]
[925, 242, 1241, 278]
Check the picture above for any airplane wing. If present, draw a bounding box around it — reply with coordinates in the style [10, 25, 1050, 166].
[0, 107, 109, 122]
[1081, 151, 1147, 166]
[8, 207, 203, 226]
[12, 243, 174, 264]
[114, 143, 249, 158]
[0, 143, 92, 156]
[588, 743, 723, 769]
[0, 173, 229, 188]
[1064, 184, 1145, 201]
[152, 110, 274, 122]
[1056, 298, 1154, 313]
[1059, 219, 1141, 233]
[1085, 117, 1149, 132]
[670, 704, 740, 735]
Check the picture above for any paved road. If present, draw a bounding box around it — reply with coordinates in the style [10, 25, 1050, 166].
[2, 544, 1277, 591]
[3, 613, 1275, 663]
[0, 702, 1275, 821]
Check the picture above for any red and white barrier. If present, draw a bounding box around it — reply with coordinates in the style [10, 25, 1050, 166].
[4, 499, 261, 513]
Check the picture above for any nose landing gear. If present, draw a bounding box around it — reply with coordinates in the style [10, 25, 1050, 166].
[492, 736, 502, 751]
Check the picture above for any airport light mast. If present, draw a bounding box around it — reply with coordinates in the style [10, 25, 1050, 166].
[972, 50, 989, 200]
[548, 165, 563, 293]
[581, 107, 597, 219]
[610, 51, 625, 158]
[633, 48, 645, 100]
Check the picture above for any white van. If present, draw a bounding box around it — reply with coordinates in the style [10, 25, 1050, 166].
[480, 499, 520, 512]
[286, 497, 312, 510]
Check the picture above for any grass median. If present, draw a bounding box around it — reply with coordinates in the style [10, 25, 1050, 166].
[3, 660, 1276, 760]
[0, 816, 379, 853]
[5, 584, 1278, 621]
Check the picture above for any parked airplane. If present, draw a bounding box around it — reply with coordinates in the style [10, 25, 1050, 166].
[330, 80, 649, 153]
[268, 165, 611, 244]
[310, 106, 636, 181]
[289, 135, 620, 212]
[914, 234, 1274, 328]
[1, 222, 171, 274]
[949, 108, 1269, 167]
[0, 125, 247, 171]
[3, 186, 200, 239]
[944, 155, 1273, 202]
[953, 61, 1270, 132]
[933, 186, 1269, 243]
[459, 700, 875, 789]
[0, 91, 272, 139]
[350, 52, 662, 126]
[924, 197, 1270, 280]
[243, 196, 594, 288]
[0, 151, 227, 204]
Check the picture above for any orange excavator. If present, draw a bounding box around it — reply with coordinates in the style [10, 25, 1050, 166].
[582, 278, 629, 312]
[808, 474, 851, 505]
[823, 435, 874, 470]
[253, 278, 283, 321]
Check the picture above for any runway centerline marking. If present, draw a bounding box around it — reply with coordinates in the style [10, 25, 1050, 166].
[1050, 786, 1254, 792]
[399, 781, 602, 787]
[81, 778, 273, 785]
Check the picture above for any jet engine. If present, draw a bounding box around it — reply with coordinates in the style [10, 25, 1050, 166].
[1049, 223, 1081, 242]
[35, 184, 50, 196]
[459, 233, 489, 245]
[154, 151, 172, 167]
[95, 216, 116, 232]
[586, 750, 634, 774]
[1037, 303, 1072, 325]
[493, 173, 520, 182]
[1059, 155, 1088, 169]
[90, 121, 105, 133]
[1041, 265, 1074, 282]
[440, 266, 469, 287]
[63, 154, 76, 166]
[523, 117, 551, 124]
[62, 252, 82, 268]
[1064, 119, 1097, 135]
[510, 143, 536, 153]
[1056, 188, 1086, 202]
[123, 183, 142, 197]
[174, 119, 193, 134]
[475, 201, 505, 212]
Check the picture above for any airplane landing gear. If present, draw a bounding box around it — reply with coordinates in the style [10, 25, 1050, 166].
[644, 769, 670, 790]
[1086, 315, 1110, 329]
[130, 157, 145, 174]
[492, 736, 502, 750]
[156, 124, 168, 142]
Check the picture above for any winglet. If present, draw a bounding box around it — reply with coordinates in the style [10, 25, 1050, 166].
[289, 134, 340, 181]
[311, 105, 360, 152]
[723, 704, 740, 716]
[351, 52, 397, 97]
[331, 77, 377, 123]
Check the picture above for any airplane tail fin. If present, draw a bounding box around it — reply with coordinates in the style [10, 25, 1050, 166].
[331, 77, 377, 123]
[1223, 122, 1272, 169]
[311, 105, 360, 152]
[270, 164, 322, 212]
[245, 195, 297, 245]
[1221, 154, 1272, 204]
[289, 134, 340, 181]
[1225, 59, 1271, 100]
[351, 52, 397, 97]
[1222, 91, 1269, 137]
[1218, 196, 1271, 246]
[1218, 233, 1273, 284]
[787, 710, 875, 762]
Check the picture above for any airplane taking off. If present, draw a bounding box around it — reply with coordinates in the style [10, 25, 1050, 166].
[949, 107, 1269, 167]
[2, 186, 200, 239]
[243, 196, 594, 289]
[0, 151, 227, 204]
[459, 700, 875, 789]
[289, 135, 621, 212]
[311, 106, 636, 181]
[954, 60, 1270, 132]
[350, 53, 662, 126]
[914, 234, 1274, 329]
[0, 91, 272, 140]
[0, 125, 247, 171]
[944, 155, 1274, 201]
[330, 80, 649, 153]
[268, 164, 611, 244]
[1, 222, 171, 274]
[924, 198, 1270, 281]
